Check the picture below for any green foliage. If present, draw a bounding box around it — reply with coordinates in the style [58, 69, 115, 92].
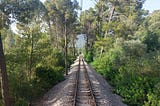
[68, 54, 76, 67]
[4, 33, 66, 105]
[85, 48, 94, 62]
[143, 31, 160, 52]
[143, 82, 160, 106]
[14, 98, 28, 106]
[114, 64, 158, 106]
[85, 1, 159, 106]
[122, 40, 147, 57]
[1, 0, 160, 106]
[33, 66, 64, 96]
[1, 0, 77, 105]
[92, 39, 160, 106]
[35, 66, 64, 86]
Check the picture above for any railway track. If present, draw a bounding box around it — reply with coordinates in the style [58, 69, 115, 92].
[73, 58, 97, 106]
[34, 57, 127, 106]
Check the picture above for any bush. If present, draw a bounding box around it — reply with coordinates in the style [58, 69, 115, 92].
[92, 40, 160, 106]
[35, 66, 64, 90]
[85, 48, 94, 62]
[15, 98, 28, 106]
[144, 82, 160, 106]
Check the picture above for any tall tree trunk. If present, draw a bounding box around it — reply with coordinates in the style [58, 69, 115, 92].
[86, 22, 91, 54]
[109, 6, 115, 22]
[0, 32, 10, 106]
[86, 34, 89, 54]
[29, 31, 33, 80]
[47, 19, 54, 46]
[55, 18, 59, 49]
[72, 36, 76, 56]
[64, 20, 68, 75]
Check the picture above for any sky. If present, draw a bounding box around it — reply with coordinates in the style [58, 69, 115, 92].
[143, 0, 160, 13]
[76, 0, 95, 11]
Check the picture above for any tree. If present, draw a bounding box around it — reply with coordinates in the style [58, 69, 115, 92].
[44, 0, 79, 75]
[0, 0, 12, 105]
[80, 8, 96, 54]
[0, 0, 45, 105]
[0, 33, 10, 106]
[137, 10, 160, 52]
[90, 1, 160, 106]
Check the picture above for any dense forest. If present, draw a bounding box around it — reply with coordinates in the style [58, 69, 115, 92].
[0, 0, 160, 106]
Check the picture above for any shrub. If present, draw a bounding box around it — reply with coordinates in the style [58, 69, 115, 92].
[35, 66, 64, 90]
[144, 82, 160, 106]
[92, 40, 160, 106]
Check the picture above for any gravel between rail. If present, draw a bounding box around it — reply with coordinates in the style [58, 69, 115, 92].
[34, 59, 127, 106]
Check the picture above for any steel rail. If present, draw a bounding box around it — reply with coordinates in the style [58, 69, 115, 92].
[82, 59, 97, 106]
[73, 58, 80, 106]
[73, 57, 96, 106]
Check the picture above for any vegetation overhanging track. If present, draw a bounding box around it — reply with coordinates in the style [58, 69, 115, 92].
[73, 57, 97, 106]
